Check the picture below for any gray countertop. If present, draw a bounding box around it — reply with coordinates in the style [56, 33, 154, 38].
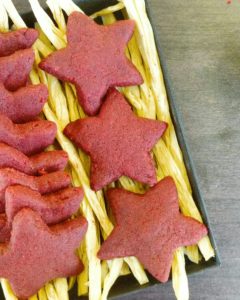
[14, 0, 240, 299]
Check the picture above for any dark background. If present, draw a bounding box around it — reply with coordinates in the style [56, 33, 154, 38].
[14, 0, 240, 299]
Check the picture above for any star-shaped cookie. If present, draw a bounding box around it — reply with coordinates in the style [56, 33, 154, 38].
[64, 88, 167, 190]
[98, 177, 208, 282]
[0, 208, 87, 299]
[39, 12, 143, 115]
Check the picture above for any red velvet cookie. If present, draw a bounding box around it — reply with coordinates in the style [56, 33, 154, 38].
[30, 150, 69, 175]
[98, 177, 208, 283]
[0, 185, 83, 242]
[0, 49, 35, 91]
[0, 143, 68, 175]
[0, 208, 87, 299]
[0, 113, 57, 155]
[0, 143, 32, 175]
[39, 12, 143, 115]
[5, 185, 83, 226]
[0, 214, 10, 242]
[0, 28, 38, 57]
[0, 169, 71, 212]
[0, 83, 48, 123]
[64, 88, 167, 190]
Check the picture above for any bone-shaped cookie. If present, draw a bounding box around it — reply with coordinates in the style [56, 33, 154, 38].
[0, 143, 68, 175]
[0, 168, 71, 212]
[0, 214, 9, 242]
[0, 83, 48, 123]
[0, 185, 83, 242]
[0, 208, 87, 299]
[0, 48, 35, 91]
[0, 113, 56, 155]
[0, 28, 38, 57]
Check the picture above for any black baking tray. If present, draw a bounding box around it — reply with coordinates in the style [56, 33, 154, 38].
[0, 0, 220, 299]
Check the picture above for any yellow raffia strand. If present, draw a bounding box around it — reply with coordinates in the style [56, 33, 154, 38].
[101, 259, 123, 300]
[46, 74, 70, 129]
[70, 170, 101, 300]
[0, 279, 18, 300]
[35, 23, 55, 51]
[120, 0, 190, 185]
[101, 261, 109, 286]
[68, 277, 76, 291]
[1, 0, 26, 28]
[0, 0, 8, 31]
[172, 249, 189, 300]
[64, 84, 84, 121]
[53, 278, 69, 300]
[77, 238, 88, 295]
[51, 83, 85, 294]
[90, 3, 125, 19]
[38, 288, 48, 300]
[185, 245, 201, 265]
[54, 0, 83, 15]
[46, 0, 66, 32]
[119, 262, 131, 276]
[44, 283, 59, 300]
[154, 138, 213, 260]
[34, 39, 53, 57]
[29, 0, 66, 49]
[29, 295, 38, 300]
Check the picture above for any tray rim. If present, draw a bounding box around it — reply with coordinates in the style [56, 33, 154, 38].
[0, 0, 220, 299]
